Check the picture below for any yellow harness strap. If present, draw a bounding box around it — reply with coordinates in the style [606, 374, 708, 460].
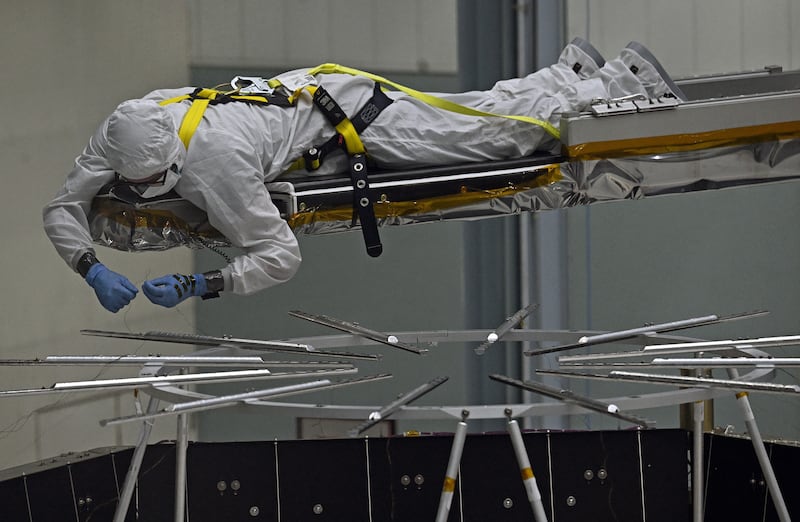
[305, 63, 561, 140]
[305, 85, 365, 156]
[159, 88, 289, 150]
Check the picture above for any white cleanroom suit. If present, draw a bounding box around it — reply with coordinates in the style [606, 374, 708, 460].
[42, 38, 677, 308]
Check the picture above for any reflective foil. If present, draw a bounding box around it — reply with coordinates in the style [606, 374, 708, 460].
[89, 138, 800, 251]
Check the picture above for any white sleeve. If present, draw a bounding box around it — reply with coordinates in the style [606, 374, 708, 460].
[177, 130, 302, 295]
[42, 122, 116, 270]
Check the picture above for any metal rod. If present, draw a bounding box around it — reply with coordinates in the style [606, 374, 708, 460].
[557, 344, 779, 363]
[82, 329, 313, 351]
[112, 396, 159, 522]
[475, 304, 538, 354]
[537, 369, 800, 395]
[559, 357, 800, 370]
[81, 329, 381, 360]
[288, 310, 428, 355]
[643, 335, 800, 352]
[434, 412, 469, 522]
[490, 374, 651, 427]
[506, 410, 548, 522]
[727, 368, 791, 522]
[650, 357, 800, 368]
[349, 376, 449, 436]
[524, 311, 768, 356]
[174, 391, 189, 522]
[0, 368, 357, 397]
[692, 393, 704, 522]
[102, 374, 392, 426]
[0, 355, 272, 366]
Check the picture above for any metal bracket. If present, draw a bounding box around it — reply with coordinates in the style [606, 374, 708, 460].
[590, 93, 681, 117]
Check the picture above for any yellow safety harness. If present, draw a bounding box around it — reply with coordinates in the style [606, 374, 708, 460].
[160, 64, 561, 257]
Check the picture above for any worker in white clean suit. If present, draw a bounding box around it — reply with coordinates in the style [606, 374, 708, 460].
[43, 39, 683, 312]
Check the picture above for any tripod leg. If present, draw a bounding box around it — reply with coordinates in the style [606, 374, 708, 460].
[435, 412, 469, 522]
[506, 410, 548, 522]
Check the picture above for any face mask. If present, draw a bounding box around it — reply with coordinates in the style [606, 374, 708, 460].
[128, 164, 181, 199]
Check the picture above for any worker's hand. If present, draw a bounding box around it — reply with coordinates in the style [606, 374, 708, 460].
[85, 263, 138, 313]
[142, 273, 208, 308]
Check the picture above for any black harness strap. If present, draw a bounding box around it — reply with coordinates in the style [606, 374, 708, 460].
[308, 83, 393, 257]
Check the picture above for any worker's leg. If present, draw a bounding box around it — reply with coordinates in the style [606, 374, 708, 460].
[362, 71, 608, 168]
[591, 41, 686, 100]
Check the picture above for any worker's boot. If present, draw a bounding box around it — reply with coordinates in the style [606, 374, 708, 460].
[559, 37, 606, 79]
[620, 41, 687, 101]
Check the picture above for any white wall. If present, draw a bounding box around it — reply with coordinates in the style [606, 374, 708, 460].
[189, 0, 458, 72]
[566, 0, 800, 76]
[0, 1, 192, 471]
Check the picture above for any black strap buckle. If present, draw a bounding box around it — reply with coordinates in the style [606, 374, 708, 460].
[349, 154, 382, 257]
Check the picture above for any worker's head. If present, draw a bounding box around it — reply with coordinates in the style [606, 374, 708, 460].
[106, 99, 184, 198]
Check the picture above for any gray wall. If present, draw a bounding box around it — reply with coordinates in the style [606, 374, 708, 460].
[0, 2, 194, 471]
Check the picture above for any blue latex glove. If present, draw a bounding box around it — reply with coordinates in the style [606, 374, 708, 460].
[85, 263, 138, 313]
[142, 273, 208, 308]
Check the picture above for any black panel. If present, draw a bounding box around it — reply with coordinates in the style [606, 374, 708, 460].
[25, 465, 77, 522]
[110, 449, 136, 522]
[765, 439, 800, 521]
[277, 438, 370, 521]
[460, 432, 549, 521]
[0, 476, 30, 521]
[704, 433, 800, 522]
[703, 434, 768, 522]
[549, 430, 647, 522]
[187, 441, 278, 521]
[70, 454, 124, 522]
[134, 442, 177, 522]
[368, 435, 460, 522]
[16, 430, 800, 521]
[641, 429, 691, 521]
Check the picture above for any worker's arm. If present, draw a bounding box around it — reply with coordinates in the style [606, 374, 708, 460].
[149, 129, 302, 301]
[42, 123, 139, 312]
